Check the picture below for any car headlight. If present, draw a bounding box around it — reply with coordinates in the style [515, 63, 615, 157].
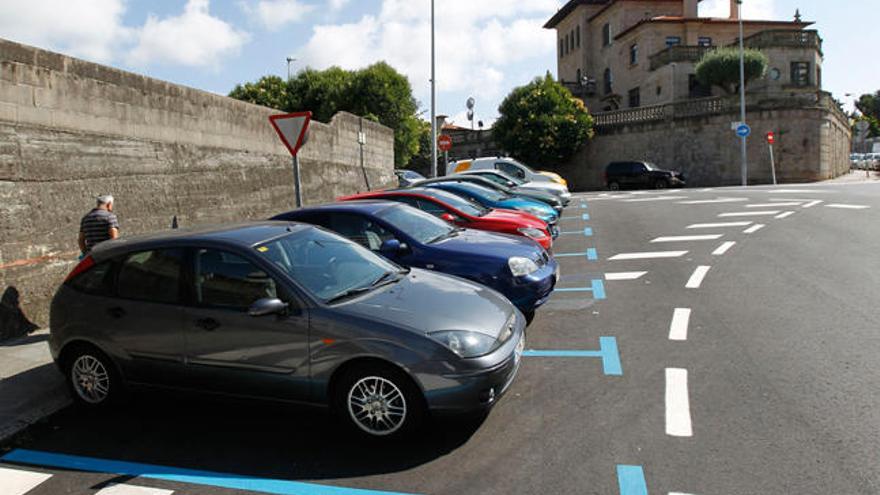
[517, 227, 546, 240]
[509, 256, 539, 277]
[429, 330, 498, 358]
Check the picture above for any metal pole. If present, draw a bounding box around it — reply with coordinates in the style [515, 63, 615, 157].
[292, 156, 302, 207]
[359, 117, 370, 191]
[769, 143, 777, 185]
[430, 0, 438, 178]
[737, 0, 748, 186]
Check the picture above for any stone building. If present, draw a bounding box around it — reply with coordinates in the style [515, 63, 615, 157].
[441, 122, 503, 163]
[542, 0, 850, 189]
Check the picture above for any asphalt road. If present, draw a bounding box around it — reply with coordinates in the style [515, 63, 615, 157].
[2, 181, 879, 495]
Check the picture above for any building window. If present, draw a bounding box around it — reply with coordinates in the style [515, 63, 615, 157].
[603, 68, 613, 94]
[577, 68, 582, 84]
[697, 37, 712, 47]
[630, 44, 638, 65]
[665, 36, 682, 47]
[565, 34, 569, 55]
[576, 26, 581, 47]
[570, 29, 575, 51]
[602, 23, 611, 46]
[628, 87, 640, 108]
[559, 38, 564, 56]
[790, 61, 810, 86]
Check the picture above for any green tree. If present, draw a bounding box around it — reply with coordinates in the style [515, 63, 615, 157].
[855, 91, 880, 137]
[493, 73, 594, 166]
[229, 63, 422, 167]
[695, 48, 769, 95]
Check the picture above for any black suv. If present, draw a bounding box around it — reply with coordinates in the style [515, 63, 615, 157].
[605, 161, 686, 190]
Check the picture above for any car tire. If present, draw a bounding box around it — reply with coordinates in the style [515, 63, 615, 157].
[654, 179, 669, 190]
[608, 182, 620, 191]
[334, 362, 425, 439]
[63, 345, 123, 408]
[523, 310, 536, 325]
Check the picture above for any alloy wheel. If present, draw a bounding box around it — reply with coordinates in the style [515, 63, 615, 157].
[347, 376, 407, 436]
[71, 354, 110, 404]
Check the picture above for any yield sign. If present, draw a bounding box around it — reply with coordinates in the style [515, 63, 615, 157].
[269, 111, 312, 156]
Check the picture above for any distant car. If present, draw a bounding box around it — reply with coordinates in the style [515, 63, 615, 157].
[394, 169, 426, 187]
[412, 175, 564, 213]
[272, 201, 558, 318]
[605, 161, 686, 190]
[338, 187, 554, 250]
[50, 222, 525, 438]
[457, 169, 572, 205]
[448, 157, 569, 188]
[421, 181, 559, 238]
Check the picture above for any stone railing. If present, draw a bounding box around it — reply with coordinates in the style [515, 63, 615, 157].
[737, 29, 822, 55]
[649, 45, 714, 71]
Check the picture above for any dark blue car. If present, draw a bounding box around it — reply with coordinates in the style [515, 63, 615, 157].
[272, 201, 559, 320]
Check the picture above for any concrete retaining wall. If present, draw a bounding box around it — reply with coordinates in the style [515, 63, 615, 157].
[0, 39, 395, 327]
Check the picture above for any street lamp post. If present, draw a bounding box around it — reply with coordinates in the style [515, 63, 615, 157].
[286, 57, 296, 81]
[430, 0, 438, 178]
[737, 0, 748, 186]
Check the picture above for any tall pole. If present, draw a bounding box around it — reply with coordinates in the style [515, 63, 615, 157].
[286, 57, 295, 81]
[737, 0, 748, 186]
[430, 0, 438, 178]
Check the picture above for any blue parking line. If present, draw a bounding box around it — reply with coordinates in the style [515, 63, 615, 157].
[617, 465, 648, 495]
[580, 203, 588, 209]
[586, 248, 598, 261]
[583, 227, 593, 236]
[522, 337, 622, 376]
[582, 213, 591, 220]
[591, 278, 606, 299]
[0, 450, 417, 495]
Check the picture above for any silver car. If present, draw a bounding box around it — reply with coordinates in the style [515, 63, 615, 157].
[50, 222, 524, 438]
[457, 169, 572, 205]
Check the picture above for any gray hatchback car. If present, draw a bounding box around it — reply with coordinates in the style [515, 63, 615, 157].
[50, 222, 525, 438]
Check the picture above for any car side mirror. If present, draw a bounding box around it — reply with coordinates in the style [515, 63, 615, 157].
[379, 239, 403, 257]
[440, 213, 456, 223]
[248, 298, 288, 317]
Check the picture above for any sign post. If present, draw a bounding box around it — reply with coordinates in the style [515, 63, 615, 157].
[269, 112, 312, 207]
[766, 131, 777, 185]
[438, 134, 452, 173]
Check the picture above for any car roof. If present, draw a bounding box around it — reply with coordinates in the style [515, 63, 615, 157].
[90, 221, 311, 260]
[275, 200, 400, 217]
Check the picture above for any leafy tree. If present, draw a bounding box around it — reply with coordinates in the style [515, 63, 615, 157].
[493, 73, 594, 166]
[405, 120, 434, 177]
[855, 91, 880, 137]
[229, 63, 422, 167]
[695, 48, 769, 95]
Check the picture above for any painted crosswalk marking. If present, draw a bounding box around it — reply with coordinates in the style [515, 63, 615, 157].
[0, 466, 53, 495]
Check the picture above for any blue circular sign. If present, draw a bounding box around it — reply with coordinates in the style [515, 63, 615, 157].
[736, 123, 751, 138]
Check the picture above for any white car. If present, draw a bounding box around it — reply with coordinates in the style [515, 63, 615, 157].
[447, 157, 569, 188]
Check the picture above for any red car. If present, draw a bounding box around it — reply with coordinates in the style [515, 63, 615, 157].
[338, 187, 553, 250]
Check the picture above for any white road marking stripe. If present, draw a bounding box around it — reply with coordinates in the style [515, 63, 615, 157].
[678, 197, 748, 205]
[605, 272, 648, 281]
[687, 221, 752, 229]
[775, 211, 795, 219]
[623, 196, 688, 203]
[685, 266, 711, 288]
[669, 492, 697, 495]
[718, 211, 780, 217]
[609, 251, 689, 260]
[97, 484, 175, 495]
[745, 202, 803, 208]
[669, 308, 691, 341]
[666, 368, 693, 437]
[712, 241, 736, 255]
[0, 467, 53, 495]
[743, 224, 765, 234]
[801, 200, 823, 208]
[651, 235, 723, 243]
[764, 189, 830, 193]
[825, 204, 870, 210]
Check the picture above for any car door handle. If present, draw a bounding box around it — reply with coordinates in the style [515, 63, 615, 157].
[107, 307, 126, 319]
[195, 318, 221, 332]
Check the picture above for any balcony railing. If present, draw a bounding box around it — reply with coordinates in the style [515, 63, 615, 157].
[737, 29, 822, 55]
[649, 45, 714, 71]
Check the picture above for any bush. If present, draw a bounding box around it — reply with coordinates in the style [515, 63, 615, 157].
[695, 48, 768, 95]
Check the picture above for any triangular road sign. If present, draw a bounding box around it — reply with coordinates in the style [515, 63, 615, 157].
[269, 111, 312, 156]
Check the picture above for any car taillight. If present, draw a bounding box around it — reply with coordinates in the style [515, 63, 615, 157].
[64, 255, 94, 283]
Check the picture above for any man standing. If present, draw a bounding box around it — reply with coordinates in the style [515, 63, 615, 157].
[79, 195, 120, 255]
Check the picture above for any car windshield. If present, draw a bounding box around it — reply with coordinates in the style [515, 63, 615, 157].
[482, 171, 525, 186]
[255, 228, 401, 303]
[376, 205, 455, 244]
[448, 182, 508, 202]
[418, 189, 490, 217]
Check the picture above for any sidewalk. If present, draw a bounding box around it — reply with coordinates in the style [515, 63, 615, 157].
[0, 329, 70, 443]
[827, 170, 880, 183]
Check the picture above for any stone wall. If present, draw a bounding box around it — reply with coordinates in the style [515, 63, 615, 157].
[0, 39, 395, 327]
[557, 93, 851, 191]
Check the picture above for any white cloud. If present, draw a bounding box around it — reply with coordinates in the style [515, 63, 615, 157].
[329, 0, 350, 11]
[0, 0, 130, 62]
[298, 0, 558, 109]
[700, 0, 777, 19]
[242, 0, 316, 31]
[130, 0, 249, 68]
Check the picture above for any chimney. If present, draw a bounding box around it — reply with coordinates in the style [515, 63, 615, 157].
[729, 0, 739, 19]
[684, 0, 698, 18]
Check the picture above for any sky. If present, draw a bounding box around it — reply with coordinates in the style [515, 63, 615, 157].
[0, 0, 877, 128]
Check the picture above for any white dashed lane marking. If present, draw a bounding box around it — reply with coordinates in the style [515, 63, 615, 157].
[0, 467, 53, 495]
[650, 235, 723, 243]
[623, 196, 689, 203]
[685, 266, 711, 289]
[605, 272, 648, 281]
[669, 308, 691, 341]
[712, 241, 736, 256]
[825, 204, 870, 210]
[775, 211, 795, 219]
[743, 224, 766, 234]
[609, 251, 689, 261]
[745, 202, 803, 208]
[718, 211, 780, 217]
[687, 221, 752, 229]
[801, 200, 823, 208]
[666, 368, 693, 437]
[678, 198, 748, 205]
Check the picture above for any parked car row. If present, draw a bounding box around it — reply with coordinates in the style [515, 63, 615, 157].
[851, 153, 880, 170]
[50, 161, 572, 439]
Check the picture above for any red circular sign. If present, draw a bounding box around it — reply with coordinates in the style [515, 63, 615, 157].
[766, 132, 775, 144]
[438, 134, 453, 152]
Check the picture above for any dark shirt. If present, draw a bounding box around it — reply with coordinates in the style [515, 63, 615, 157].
[80, 208, 119, 252]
